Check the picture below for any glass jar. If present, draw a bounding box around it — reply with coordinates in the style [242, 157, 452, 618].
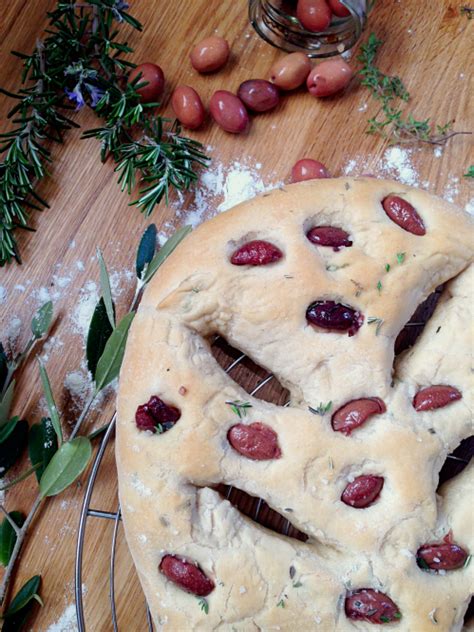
[249, 0, 373, 58]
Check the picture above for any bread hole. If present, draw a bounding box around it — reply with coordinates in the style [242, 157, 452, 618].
[395, 285, 444, 355]
[437, 436, 473, 490]
[214, 483, 308, 542]
[464, 598, 474, 626]
[210, 336, 290, 405]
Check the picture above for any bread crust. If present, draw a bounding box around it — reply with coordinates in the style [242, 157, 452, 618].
[116, 178, 473, 631]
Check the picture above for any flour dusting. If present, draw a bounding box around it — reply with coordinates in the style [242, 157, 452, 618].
[380, 147, 419, 186]
[64, 367, 93, 409]
[70, 281, 99, 340]
[45, 604, 78, 632]
[157, 158, 282, 243]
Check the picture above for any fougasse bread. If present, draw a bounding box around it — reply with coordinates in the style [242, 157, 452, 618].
[116, 178, 473, 631]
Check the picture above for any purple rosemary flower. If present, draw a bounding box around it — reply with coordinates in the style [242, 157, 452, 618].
[112, 1, 130, 21]
[64, 85, 85, 110]
[85, 83, 105, 108]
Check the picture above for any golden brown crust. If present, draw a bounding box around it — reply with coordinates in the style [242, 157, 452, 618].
[116, 178, 473, 631]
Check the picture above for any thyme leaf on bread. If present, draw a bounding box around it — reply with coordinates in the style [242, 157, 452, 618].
[226, 401, 252, 418]
[308, 402, 332, 416]
[197, 597, 209, 614]
[367, 317, 384, 336]
[357, 34, 471, 146]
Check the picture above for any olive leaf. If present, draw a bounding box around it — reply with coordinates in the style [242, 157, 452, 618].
[0, 511, 25, 566]
[0, 379, 15, 426]
[38, 361, 62, 444]
[31, 300, 53, 339]
[142, 225, 192, 284]
[136, 223, 157, 279]
[39, 437, 92, 497]
[0, 420, 28, 478]
[0, 416, 19, 444]
[0, 342, 7, 394]
[94, 312, 134, 393]
[28, 418, 59, 483]
[97, 249, 115, 330]
[4, 575, 42, 617]
[86, 298, 114, 378]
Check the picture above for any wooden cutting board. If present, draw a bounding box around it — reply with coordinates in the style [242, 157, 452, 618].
[0, 1, 472, 629]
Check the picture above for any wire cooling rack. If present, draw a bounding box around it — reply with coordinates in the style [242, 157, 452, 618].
[74, 337, 297, 630]
[74, 331, 472, 629]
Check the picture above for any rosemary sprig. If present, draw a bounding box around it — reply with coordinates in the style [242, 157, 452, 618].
[357, 34, 471, 145]
[0, 1, 208, 266]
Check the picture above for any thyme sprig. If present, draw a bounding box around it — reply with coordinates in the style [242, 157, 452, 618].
[357, 34, 471, 146]
[0, 1, 208, 266]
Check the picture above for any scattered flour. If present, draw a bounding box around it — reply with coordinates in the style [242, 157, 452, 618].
[465, 198, 474, 216]
[158, 159, 282, 243]
[0, 286, 7, 304]
[39, 336, 65, 364]
[5, 317, 22, 352]
[64, 368, 93, 409]
[70, 281, 99, 340]
[380, 147, 419, 186]
[443, 176, 460, 203]
[45, 604, 78, 632]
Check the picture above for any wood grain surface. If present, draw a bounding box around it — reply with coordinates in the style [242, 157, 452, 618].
[0, 1, 472, 630]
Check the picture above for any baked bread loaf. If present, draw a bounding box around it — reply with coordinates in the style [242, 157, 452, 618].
[116, 178, 473, 631]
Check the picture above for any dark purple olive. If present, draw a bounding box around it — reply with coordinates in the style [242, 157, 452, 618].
[345, 589, 401, 623]
[306, 300, 363, 336]
[237, 79, 280, 112]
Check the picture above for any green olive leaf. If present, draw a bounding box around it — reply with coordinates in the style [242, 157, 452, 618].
[39, 437, 92, 497]
[38, 361, 62, 444]
[86, 298, 114, 378]
[0, 342, 8, 394]
[0, 420, 28, 478]
[0, 379, 15, 427]
[28, 418, 59, 483]
[0, 417, 19, 444]
[142, 226, 192, 284]
[94, 312, 134, 393]
[4, 575, 42, 617]
[0, 511, 25, 567]
[31, 300, 53, 339]
[136, 223, 157, 279]
[97, 249, 115, 329]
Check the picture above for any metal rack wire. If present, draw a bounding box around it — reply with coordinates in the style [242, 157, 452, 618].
[74, 340, 291, 630]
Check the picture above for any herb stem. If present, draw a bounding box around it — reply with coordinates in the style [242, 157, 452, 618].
[69, 391, 98, 440]
[1, 336, 37, 400]
[0, 494, 44, 608]
[0, 465, 40, 493]
[0, 506, 21, 535]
